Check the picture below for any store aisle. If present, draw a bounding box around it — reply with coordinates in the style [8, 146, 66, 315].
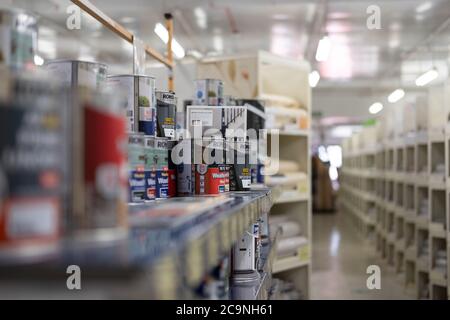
[311, 212, 412, 300]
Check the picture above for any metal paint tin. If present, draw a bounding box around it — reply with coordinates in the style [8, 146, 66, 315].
[229, 140, 251, 191]
[45, 60, 108, 90]
[143, 136, 156, 201]
[0, 74, 63, 247]
[73, 91, 128, 232]
[194, 79, 224, 106]
[196, 137, 229, 195]
[155, 137, 169, 199]
[128, 133, 146, 203]
[107, 75, 156, 134]
[175, 139, 196, 196]
[195, 164, 230, 195]
[0, 9, 37, 70]
[156, 90, 177, 139]
[167, 141, 177, 198]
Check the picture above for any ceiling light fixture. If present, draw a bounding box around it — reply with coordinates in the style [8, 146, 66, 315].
[415, 68, 438, 86]
[194, 7, 207, 29]
[154, 23, 185, 59]
[416, 1, 432, 13]
[309, 70, 320, 87]
[388, 89, 405, 103]
[369, 102, 383, 114]
[315, 36, 331, 62]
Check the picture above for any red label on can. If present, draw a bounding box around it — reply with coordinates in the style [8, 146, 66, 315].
[84, 105, 127, 226]
[168, 169, 177, 198]
[195, 165, 229, 195]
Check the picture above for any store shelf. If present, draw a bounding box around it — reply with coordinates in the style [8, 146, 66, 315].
[273, 255, 309, 274]
[0, 189, 274, 299]
[275, 191, 309, 204]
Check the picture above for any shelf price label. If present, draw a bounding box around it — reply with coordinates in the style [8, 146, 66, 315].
[206, 228, 219, 267]
[297, 244, 310, 263]
[151, 254, 178, 299]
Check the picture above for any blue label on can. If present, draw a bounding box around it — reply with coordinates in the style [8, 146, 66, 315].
[257, 164, 265, 184]
[129, 170, 146, 202]
[145, 170, 156, 200]
[138, 106, 156, 135]
[156, 169, 169, 198]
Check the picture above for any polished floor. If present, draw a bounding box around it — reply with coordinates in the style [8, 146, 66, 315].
[311, 212, 413, 299]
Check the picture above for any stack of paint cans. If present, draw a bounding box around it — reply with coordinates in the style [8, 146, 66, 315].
[107, 75, 160, 202]
[175, 139, 196, 196]
[155, 138, 169, 199]
[0, 9, 37, 71]
[194, 79, 224, 106]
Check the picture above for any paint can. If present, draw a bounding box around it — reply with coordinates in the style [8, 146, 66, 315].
[45, 60, 108, 90]
[194, 79, 224, 106]
[127, 134, 146, 203]
[156, 90, 177, 139]
[0, 73, 64, 248]
[0, 9, 37, 70]
[195, 164, 230, 195]
[155, 137, 169, 198]
[194, 138, 229, 195]
[229, 139, 251, 191]
[143, 136, 156, 201]
[107, 75, 156, 134]
[175, 139, 196, 196]
[167, 141, 177, 198]
[72, 90, 128, 233]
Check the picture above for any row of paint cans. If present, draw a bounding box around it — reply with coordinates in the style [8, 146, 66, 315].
[194, 79, 224, 106]
[156, 90, 177, 139]
[167, 140, 177, 197]
[127, 135, 173, 202]
[0, 9, 37, 70]
[107, 75, 156, 135]
[0, 71, 65, 248]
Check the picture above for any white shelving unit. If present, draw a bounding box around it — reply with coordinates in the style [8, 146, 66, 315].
[341, 81, 450, 300]
[198, 51, 312, 299]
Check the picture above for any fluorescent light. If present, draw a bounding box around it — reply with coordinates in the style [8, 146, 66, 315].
[315, 36, 331, 62]
[154, 23, 169, 43]
[415, 68, 438, 86]
[309, 70, 320, 87]
[171, 39, 185, 59]
[369, 102, 383, 114]
[416, 1, 432, 13]
[213, 35, 224, 52]
[34, 55, 44, 66]
[388, 89, 405, 103]
[194, 7, 207, 29]
[187, 49, 203, 60]
[154, 23, 185, 59]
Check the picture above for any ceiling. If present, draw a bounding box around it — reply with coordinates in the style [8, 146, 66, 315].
[4, 0, 450, 123]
